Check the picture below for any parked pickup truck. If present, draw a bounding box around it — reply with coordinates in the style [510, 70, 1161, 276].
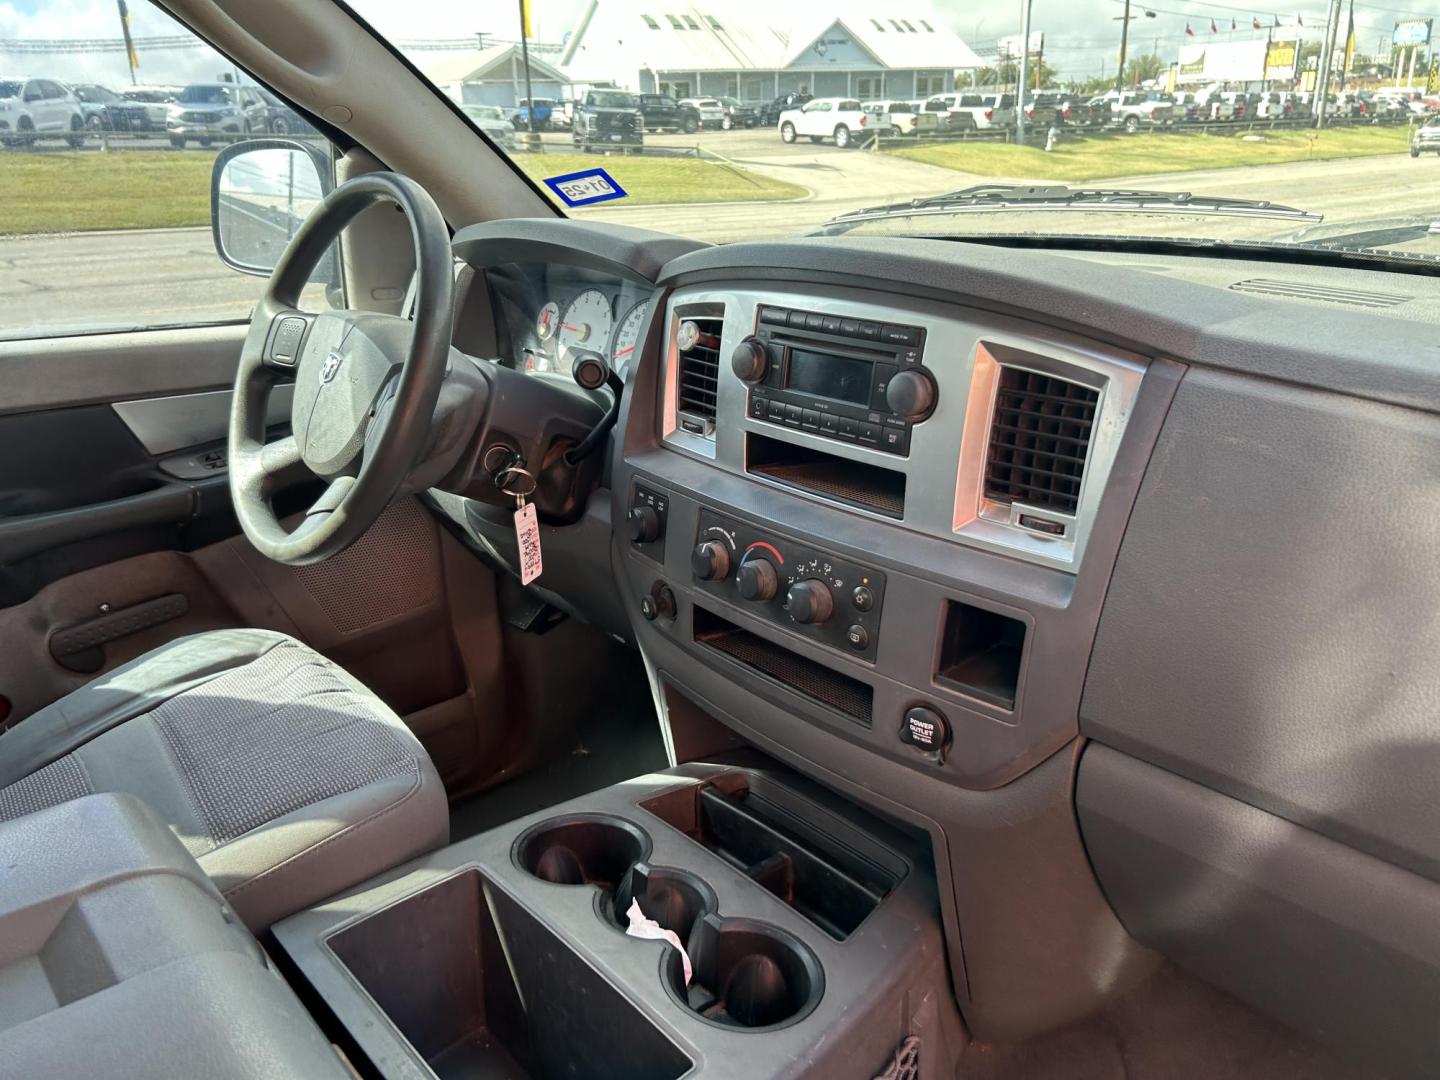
[925, 93, 1011, 131]
[572, 89, 644, 151]
[635, 93, 701, 133]
[777, 97, 869, 148]
[861, 100, 939, 137]
[1108, 92, 1176, 132]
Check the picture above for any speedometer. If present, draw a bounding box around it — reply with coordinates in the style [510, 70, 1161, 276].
[557, 289, 613, 360]
[609, 301, 649, 377]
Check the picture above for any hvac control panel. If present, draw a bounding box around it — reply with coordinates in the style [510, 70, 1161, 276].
[691, 509, 885, 662]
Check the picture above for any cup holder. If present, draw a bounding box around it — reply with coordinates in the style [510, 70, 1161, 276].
[664, 914, 824, 1030]
[515, 814, 650, 889]
[611, 863, 715, 942]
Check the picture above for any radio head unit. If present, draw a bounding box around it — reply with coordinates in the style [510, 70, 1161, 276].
[733, 305, 935, 456]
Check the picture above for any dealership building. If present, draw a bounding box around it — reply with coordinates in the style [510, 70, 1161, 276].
[558, 3, 984, 102]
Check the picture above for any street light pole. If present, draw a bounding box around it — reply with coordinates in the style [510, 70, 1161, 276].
[1314, 0, 1342, 128]
[518, 0, 536, 134]
[1115, 0, 1132, 92]
[1016, 0, 1033, 144]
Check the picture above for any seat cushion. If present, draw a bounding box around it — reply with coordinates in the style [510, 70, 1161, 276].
[0, 629, 448, 929]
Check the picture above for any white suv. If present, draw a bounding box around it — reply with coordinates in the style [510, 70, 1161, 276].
[0, 77, 85, 148]
[777, 97, 868, 148]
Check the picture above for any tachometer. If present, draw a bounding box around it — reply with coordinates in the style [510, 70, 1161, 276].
[557, 289, 613, 359]
[609, 301, 649, 377]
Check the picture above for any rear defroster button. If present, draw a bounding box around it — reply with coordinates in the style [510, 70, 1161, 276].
[900, 705, 950, 756]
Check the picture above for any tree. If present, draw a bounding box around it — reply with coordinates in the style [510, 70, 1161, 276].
[1123, 52, 1165, 86]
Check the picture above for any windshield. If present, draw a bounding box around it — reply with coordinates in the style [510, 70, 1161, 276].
[344, 2, 1435, 265]
[177, 84, 232, 104]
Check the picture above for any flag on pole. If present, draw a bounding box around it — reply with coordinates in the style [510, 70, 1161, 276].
[1253, 17, 1262, 29]
[117, 0, 140, 70]
[1185, 22, 1195, 36]
[521, 0, 532, 39]
[1210, 19, 1218, 32]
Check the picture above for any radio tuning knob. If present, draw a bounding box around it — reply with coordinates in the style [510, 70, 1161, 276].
[786, 580, 835, 625]
[886, 368, 938, 422]
[730, 336, 769, 383]
[735, 556, 779, 602]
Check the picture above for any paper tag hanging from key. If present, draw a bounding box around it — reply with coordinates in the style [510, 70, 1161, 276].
[514, 498, 543, 585]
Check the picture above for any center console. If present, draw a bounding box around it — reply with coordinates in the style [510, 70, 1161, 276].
[612, 244, 1182, 1044]
[272, 763, 957, 1080]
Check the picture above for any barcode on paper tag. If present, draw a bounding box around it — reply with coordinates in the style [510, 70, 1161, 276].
[515, 502, 543, 585]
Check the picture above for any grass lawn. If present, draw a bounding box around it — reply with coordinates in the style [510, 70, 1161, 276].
[0, 148, 806, 236]
[886, 126, 1412, 183]
[1, 151, 215, 234]
[514, 152, 807, 205]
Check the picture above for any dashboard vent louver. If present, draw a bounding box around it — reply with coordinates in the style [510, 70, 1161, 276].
[984, 367, 1099, 517]
[1228, 278, 1411, 308]
[677, 316, 722, 423]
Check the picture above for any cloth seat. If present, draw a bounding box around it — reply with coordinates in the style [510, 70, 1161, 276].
[0, 629, 448, 929]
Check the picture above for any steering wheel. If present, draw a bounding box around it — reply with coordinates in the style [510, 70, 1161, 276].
[227, 172, 453, 566]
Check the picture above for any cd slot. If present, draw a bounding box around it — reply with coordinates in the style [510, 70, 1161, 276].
[748, 432, 905, 519]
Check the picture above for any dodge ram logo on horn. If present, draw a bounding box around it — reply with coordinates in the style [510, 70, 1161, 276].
[320, 351, 344, 384]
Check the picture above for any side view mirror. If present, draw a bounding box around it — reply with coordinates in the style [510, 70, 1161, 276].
[210, 138, 337, 281]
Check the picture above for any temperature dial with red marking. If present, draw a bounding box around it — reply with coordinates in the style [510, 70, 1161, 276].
[736, 555, 779, 602]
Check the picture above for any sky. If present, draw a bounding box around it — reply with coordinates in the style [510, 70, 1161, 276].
[0, 0, 1432, 88]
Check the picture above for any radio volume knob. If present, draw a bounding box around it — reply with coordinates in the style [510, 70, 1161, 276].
[691, 540, 732, 581]
[886, 368, 937, 422]
[736, 556, 778, 602]
[730, 336, 769, 383]
[786, 580, 835, 625]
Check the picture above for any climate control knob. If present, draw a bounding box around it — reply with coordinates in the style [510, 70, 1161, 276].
[736, 556, 779, 602]
[730, 336, 770, 383]
[886, 368, 937, 422]
[786, 580, 835, 625]
[690, 540, 732, 581]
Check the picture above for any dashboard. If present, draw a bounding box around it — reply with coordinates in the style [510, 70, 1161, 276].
[443, 218, 1440, 1078]
[485, 261, 652, 380]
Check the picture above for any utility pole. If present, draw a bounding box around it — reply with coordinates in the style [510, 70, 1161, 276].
[1314, 0, 1342, 127]
[517, 0, 536, 133]
[115, 0, 139, 85]
[1016, 0, 1033, 144]
[1115, 0, 1132, 92]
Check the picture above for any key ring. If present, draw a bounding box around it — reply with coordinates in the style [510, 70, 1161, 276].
[495, 464, 538, 499]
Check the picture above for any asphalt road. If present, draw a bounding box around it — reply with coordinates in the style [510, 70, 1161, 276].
[3, 137, 1437, 336]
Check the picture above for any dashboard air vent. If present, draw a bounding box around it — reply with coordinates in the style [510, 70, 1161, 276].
[676, 315, 722, 426]
[984, 367, 1099, 517]
[1228, 278, 1411, 308]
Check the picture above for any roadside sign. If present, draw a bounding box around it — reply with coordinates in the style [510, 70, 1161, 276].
[1393, 19, 1432, 47]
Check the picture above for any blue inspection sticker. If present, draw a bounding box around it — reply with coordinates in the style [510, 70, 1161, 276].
[542, 168, 628, 208]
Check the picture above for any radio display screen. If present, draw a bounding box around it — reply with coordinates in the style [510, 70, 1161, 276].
[787, 348, 871, 405]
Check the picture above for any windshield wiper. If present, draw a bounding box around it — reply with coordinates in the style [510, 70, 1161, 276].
[820, 184, 1321, 231]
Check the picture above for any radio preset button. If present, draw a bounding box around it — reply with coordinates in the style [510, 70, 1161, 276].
[819, 413, 839, 435]
[804, 313, 825, 331]
[881, 324, 922, 347]
[857, 321, 881, 340]
[760, 306, 788, 324]
[801, 409, 821, 431]
[767, 400, 786, 422]
[821, 316, 842, 334]
[839, 318, 860, 336]
[836, 419, 859, 440]
[858, 422, 881, 445]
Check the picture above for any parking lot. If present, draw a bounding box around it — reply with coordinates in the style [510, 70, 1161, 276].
[3, 114, 1438, 333]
